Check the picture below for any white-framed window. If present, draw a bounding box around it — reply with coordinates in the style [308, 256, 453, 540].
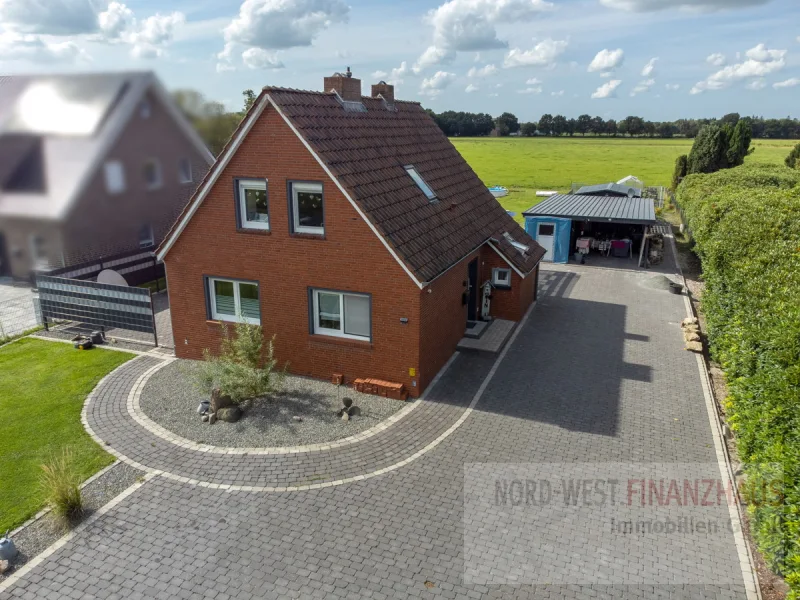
[178, 157, 192, 184]
[143, 159, 162, 190]
[138, 224, 154, 248]
[492, 268, 511, 288]
[29, 234, 47, 265]
[236, 178, 269, 230]
[404, 165, 437, 201]
[311, 289, 370, 341]
[290, 181, 324, 235]
[103, 160, 126, 194]
[207, 277, 260, 324]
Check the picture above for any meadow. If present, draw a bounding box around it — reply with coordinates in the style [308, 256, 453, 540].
[451, 137, 799, 220]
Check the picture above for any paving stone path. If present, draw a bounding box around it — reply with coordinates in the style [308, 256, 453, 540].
[1, 258, 754, 600]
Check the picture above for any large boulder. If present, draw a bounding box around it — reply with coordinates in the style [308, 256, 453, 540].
[210, 388, 233, 413]
[217, 406, 242, 423]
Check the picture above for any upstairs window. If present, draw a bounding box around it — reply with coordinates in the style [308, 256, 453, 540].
[138, 224, 154, 248]
[404, 166, 437, 202]
[103, 160, 125, 194]
[236, 178, 269, 230]
[143, 159, 162, 190]
[290, 181, 324, 235]
[178, 157, 192, 184]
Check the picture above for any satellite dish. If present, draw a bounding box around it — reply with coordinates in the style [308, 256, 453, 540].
[97, 269, 128, 286]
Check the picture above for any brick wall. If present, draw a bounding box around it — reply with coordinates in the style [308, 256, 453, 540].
[479, 245, 537, 322]
[165, 105, 425, 396]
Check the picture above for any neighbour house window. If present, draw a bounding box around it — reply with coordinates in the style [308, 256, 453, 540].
[103, 160, 125, 194]
[207, 277, 260, 324]
[404, 166, 437, 201]
[311, 289, 371, 341]
[290, 182, 324, 235]
[143, 159, 162, 190]
[178, 158, 192, 184]
[140, 100, 151, 119]
[29, 234, 47, 265]
[492, 268, 512, 288]
[138, 224, 154, 248]
[236, 179, 269, 230]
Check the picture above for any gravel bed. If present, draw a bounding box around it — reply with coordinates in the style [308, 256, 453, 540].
[1, 462, 144, 581]
[139, 359, 407, 448]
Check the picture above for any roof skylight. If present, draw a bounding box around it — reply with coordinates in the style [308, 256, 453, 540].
[405, 166, 437, 202]
[504, 232, 529, 254]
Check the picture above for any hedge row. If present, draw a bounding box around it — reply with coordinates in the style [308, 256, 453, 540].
[677, 164, 800, 596]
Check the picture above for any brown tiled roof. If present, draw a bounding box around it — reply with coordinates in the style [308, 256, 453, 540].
[266, 87, 544, 282]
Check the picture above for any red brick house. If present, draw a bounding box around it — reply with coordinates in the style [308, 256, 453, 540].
[157, 71, 545, 397]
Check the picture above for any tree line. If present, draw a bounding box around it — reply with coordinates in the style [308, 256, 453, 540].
[427, 110, 800, 140]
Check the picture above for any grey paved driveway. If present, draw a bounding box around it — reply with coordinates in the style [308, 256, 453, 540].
[0, 264, 749, 599]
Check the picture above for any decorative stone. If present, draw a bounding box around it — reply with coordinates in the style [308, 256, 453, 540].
[341, 411, 349, 421]
[0, 560, 9, 574]
[685, 341, 703, 353]
[217, 406, 242, 423]
[208, 412, 217, 425]
[201, 414, 209, 422]
[683, 331, 701, 343]
[342, 398, 353, 409]
[292, 416, 302, 422]
[681, 317, 699, 327]
[210, 388, 233, 413]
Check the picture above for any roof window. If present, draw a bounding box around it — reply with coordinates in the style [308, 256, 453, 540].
[405, 166, 437, 202]
[504, 232, 529, 254]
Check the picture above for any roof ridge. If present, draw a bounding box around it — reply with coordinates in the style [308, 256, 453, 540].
[263, 86, 421, 105]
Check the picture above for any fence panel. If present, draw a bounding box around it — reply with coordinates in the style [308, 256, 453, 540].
[36, 275, 156, 341]
[38, 249, 164, 288]
[0, 294, 42, 341]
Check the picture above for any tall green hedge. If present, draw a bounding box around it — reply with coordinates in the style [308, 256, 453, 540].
[677, 164, 800, 595]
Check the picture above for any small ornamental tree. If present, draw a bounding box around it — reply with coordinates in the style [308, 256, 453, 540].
[726, 119, 753, 167]
[687, 123, 730, 175]
[672, 154, 688, 190]
[196, 321, 284, 404]
[785, 142, 800, 169]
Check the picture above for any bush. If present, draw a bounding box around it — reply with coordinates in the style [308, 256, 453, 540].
[677, 164, 800, 597]
[786, 142, 800, 169]
[40, 449, 83, 527]
[672, 154, 688, 190]
[196, 321, 283, 404]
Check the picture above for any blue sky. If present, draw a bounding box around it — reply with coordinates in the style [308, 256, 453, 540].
[0, 0, 798, 121]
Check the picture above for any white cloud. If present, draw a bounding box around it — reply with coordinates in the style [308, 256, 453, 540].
[97, 2, 134, 40]
[372, 70, 388, 79]
[129, 11, 184, 58]
[242, 47, 284, 69]
[665, 83, 680, 90]
[216, 42, 236, 72]
[503, 39, 568, 68]
[419, 70, 456, 96]
[0, 30, 87, 63]
[641, 57, 658, 76]
[517, 86, 542, 94]
[526, 77, 542, 85]
[774, 77, 800, 89]
[599, 0, 769, 11]
[389, 61, 411, 84]
[630, 78, 655, 95]
[745, 78, 766, 90]
[706, 53, 726, 66]
[591, 79, 621, 98]
[551, 89, 564, 96]
[465, 83, 480, 93]
[335, 49, 350, 58]
[414, 0, 553, 71]
[0, 0, 98, 35]
[467, 63, 498, 77]
[691, 43, 786, 93]
[588, 48, 624, 73]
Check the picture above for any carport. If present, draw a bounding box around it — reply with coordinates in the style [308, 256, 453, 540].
[523, 194, 657, 267]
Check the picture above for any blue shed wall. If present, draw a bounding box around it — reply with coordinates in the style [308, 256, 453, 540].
[524, 216, 571, 263]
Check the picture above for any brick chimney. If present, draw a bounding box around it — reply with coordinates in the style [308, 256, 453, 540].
[324, 67, 362, 101]
[371, 81, 394, 104]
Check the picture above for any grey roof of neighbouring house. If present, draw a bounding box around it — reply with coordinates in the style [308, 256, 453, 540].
[522, 193, 656, 224]
[0, 72, 213, 221]
[574, 182, 642, 197]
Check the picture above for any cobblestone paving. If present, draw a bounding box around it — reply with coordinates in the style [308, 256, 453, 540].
[0, 263, 749, 599]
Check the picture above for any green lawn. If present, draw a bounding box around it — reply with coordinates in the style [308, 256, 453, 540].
[0, 338, 133, 531]
[453, 137, 799, 222]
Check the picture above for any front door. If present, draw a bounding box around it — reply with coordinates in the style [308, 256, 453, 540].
[467, 258, 478, 321]
[537, 222, 556, 262]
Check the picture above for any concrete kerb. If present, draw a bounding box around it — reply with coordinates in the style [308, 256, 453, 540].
[666, 231, 761, 600]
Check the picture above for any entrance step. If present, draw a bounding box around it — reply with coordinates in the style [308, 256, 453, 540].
[464, 319, 489, 339]
[457, 319, 516, 353]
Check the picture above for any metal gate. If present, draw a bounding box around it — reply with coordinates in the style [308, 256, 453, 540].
[35, 274, 158, 346]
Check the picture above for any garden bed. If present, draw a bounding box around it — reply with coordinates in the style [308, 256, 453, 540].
[139, 360, 408, 448]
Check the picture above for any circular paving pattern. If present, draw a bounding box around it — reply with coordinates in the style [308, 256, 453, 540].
[82, 350, 497, 491]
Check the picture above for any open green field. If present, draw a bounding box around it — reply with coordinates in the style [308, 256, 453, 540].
[0, 338, 133, 531]
[452, 137, 799, 220]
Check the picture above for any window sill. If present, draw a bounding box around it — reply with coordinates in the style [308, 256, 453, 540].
[492, 284, 512, 290]
[290, 232, 326, 241]
[236, 227, 272, 236]
[307, 334, 372, 350]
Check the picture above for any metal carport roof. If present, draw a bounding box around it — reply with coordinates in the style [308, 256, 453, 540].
[522, 193, 656, 225]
